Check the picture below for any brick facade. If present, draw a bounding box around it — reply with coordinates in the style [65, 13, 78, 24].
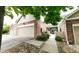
[34, 20, 41, 38]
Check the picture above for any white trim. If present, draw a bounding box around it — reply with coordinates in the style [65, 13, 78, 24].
[66, 17, 79, 20]
[66, 30, 69, 45]
[73, 24, 79, 26]
[65, 21, 69, 45]
[17, 23, 34, 28]
[65, 8, 79, 19]
[72, 24, 79, 45]
[72, 25, 76, 45]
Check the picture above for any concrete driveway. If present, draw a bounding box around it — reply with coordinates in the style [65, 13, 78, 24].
[1, 34, 32, 52]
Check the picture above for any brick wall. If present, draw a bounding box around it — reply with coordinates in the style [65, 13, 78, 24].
[34, 20, 41, 38]
[59, 20, 68, 43]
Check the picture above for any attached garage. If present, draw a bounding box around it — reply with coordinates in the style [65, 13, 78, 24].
[10, 14, 42, 39]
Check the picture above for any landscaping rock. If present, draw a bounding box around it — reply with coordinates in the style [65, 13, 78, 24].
[56, 41, 77, 53]
[3, 40, 44, 53]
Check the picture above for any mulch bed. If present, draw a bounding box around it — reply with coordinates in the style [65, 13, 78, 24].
[3, 41, 46, 53]
[3, 42, 41, 53]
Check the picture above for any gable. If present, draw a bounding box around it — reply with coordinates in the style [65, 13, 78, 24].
[17, 14, 35, 24]
[68, 10, 79, 19]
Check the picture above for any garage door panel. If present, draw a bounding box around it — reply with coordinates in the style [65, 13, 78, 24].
[74, 26, 79, 45]
[18, 26, 34, 38]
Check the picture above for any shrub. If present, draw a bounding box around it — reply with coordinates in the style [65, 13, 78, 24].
[36, 32, 49, 41]
[55, 36, 63, 42]
[2, 24, 10, 34]
[42, 32, 49, 39]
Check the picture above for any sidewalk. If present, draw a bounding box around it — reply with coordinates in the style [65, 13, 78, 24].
[40, 34, 58, 53]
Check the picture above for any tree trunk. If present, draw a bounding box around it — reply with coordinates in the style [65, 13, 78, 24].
[0, 6, 5, 50]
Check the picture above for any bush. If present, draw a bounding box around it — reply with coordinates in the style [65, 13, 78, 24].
[55, 36, 63, 42]
[36, 32, 49, 41]
[2, 24, 10, 34]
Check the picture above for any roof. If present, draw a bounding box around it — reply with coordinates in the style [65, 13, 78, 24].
[59, 8, 79, 25]
[64, 8, 79, 19]
[15, 14, 35, 24]
[15, 15, 22, 23]
[59, 8, 79, 26]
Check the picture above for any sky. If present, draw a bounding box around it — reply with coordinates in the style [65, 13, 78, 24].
[4, 6, 77, 25]
[4, 12, 21, 25]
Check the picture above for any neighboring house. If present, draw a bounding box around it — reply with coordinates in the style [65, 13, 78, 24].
[10, 14, 47, 39]
[47, 25, 58, 34]
[59, 8, 79, 45]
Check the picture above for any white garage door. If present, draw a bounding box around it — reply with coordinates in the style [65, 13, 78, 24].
[74, 26, 79, 45]
[17, 24, 34, 38]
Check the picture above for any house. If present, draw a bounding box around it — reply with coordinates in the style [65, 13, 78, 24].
[10, 14, 48, 39]
[47, 25, 58, 34]
[59, 8, 79, 45]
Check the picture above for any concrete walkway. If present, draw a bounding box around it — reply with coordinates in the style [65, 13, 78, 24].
[1, 34, 58, 53]
[40, 34, 58, 53]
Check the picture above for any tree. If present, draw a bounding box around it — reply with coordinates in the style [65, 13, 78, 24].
[0, 6, 5, 49]
[0, 6, 73, 49]
[2, 24, 10, 34]
[6, 6, 73, 25]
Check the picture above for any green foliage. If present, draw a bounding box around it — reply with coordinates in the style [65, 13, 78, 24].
[55, 36, 63, 42]
[6, 6, 73, 25]
[5, 7, 13, 19]
[2, 24, 10, 34]
[42, 32, 49, 39]
[36, 32, 49, 41]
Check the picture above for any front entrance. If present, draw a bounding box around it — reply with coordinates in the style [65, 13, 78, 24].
[73, 26, 79, 45]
